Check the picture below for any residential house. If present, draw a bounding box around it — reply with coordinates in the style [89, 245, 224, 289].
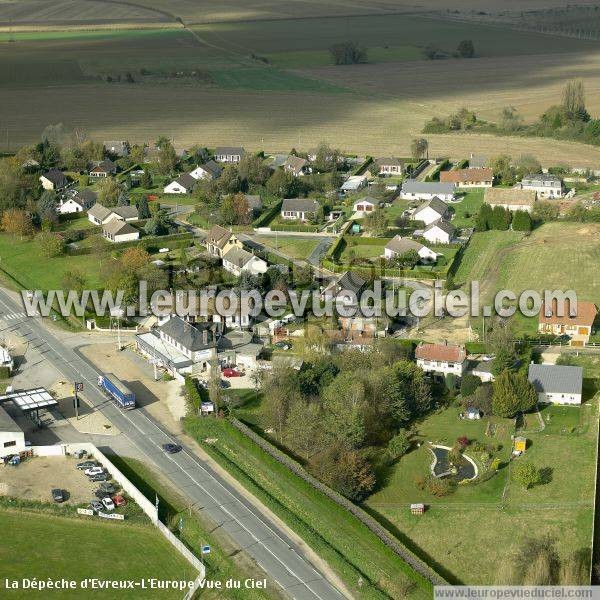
[102, 220, 139, 243]
[222, 247, 268, 277]
[468, 154, 487, 169]
[422, 221, 455, 244]
[190, 160, 222, 181]
[520, 173, 564, 199]
[58, 188, 97, 214]
[353, 196, 381, 215]
[111, 205, 139, 221]
[88, 203, 138, 225]
[374, 157, 404, 177]
[217, 330, 264, 370]
[321, 271, 366, 304]
[440, 168, 493, 188]
[283, 155, 311, 177]
[163, 173, 197, 194]
[39, 169, 68, 191]
[281, 198, 319, 221]
[244, 194, 262, 216]
[415, 343, 467, 376]
[528, 363, 583, 405]
[538, 299, 597, 346]
[412, 196, 450, 226]
[0, 405, 25, 458]
[205, 224, 242, 258]
[400, 180, 456, 202]
[384, 236, 437, 262]
[88, 203, 113, 225]
[484, 188, 537, 213]
[468, 360, 495, 383]
[340, 175, 367, 196]
[214, 146, 245, 163]
[103, 140, 129, 157]
[89, 159, 117, 178]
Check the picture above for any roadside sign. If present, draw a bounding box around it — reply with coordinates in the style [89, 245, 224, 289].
[98, 512, 125, 520]
[201, 545, 211, 555]
[77, 508, 94, 516]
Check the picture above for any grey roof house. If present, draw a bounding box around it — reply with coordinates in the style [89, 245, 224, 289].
[281, 198, 319, 221]
[527, 363, 583, 405]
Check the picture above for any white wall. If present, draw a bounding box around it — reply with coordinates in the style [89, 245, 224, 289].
[538, 392, 581, 406]
[0, 430, 26, 458]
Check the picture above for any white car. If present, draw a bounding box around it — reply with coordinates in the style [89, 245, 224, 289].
[101, 497, 115, 511]
[84, 467, 104, 477]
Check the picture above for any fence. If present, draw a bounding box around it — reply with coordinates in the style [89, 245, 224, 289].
[229, 418, 446, 587]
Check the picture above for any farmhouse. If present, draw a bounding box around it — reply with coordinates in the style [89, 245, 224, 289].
[400, 181, 456, 202]
[375, 157, 404, 176]
[340, 175, 367, 196]
[190, 160, 222, 181]
[0, 405, 25, 458]
[58, 188, 97, 214]
[440, 168, 493, 188]
[422, 221, 455, 244]
[214, 146, 245, 163]
[39, 169, 68, 191]
[538, 299, 597, 346]
[321, 271, 366, 304]
[484, 188, 537, 213]
[283, 155, 310, 177]
[412, 196, 450, 226]
[103, 140, 129, 157]
[88, 159, 117, 178]
[528, 363, 583, 405]
[281, 198, 319, 221]
[205, 224, 242, 258]
[222, 247, 268, 277]
[415, 343, 467, 376]
[384, 236, 437, 262]
[353, 196, 381, 215]
[164, 173, 197, 194]
[102, 220, 139, 243]
[520, 173, 564, 199]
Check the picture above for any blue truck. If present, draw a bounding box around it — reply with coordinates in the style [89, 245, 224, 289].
[97, 373, 136, 410]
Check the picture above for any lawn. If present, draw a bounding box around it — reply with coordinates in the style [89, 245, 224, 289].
[449, 190, 484, 229]
[0, 509, 194, 599]
[252, 235, 320, 259]
[55, 215, 98, 232]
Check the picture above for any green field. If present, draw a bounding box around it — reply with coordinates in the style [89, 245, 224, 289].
[0, 509, 194, 599]
[252, 235, 320, 259]
[449, 190, 484, 229]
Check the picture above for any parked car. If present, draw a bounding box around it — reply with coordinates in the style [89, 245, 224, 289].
[220, 379, 230, 388]
[274, 341, 291, 350]
[51, 488, 65, 503]
[112, 495, 127, 507]
[162, 443, 182, 454]
[95, 489, 112, 500]
[98, 482, 116, 494]
[84, 466, 104, 477]
[89, 472, 110, 483]
[90, 500, 103, 511]
[101, 497, 115, 511]
[76, 460, 97, 470]
[222, 368, 242, 377]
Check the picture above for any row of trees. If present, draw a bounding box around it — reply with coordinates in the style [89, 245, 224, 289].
[476, 203, 532, 232]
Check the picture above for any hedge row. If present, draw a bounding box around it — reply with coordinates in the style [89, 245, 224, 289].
[253, 201, 282, 228]
[322, 258, 440, 280]
[270, 223, 320, 233]
[67, 232, 194, 256]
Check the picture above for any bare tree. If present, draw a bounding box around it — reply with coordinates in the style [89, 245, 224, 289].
[410, 138, 429, 160]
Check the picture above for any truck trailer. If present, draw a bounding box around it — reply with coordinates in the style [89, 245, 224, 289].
[97, 373, 136, 410]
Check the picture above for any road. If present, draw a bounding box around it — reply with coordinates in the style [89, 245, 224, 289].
[0, 289, 345, 600]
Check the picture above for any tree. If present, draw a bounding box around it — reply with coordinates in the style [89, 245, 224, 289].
[140, 169, 153, 189]
[363, 209, 389, 237]
[492, 370, 538, 417]
[266, 168, 298, 197]
[220, 193, 251, 226]
[0, 157, 28, 212]
[476, 203, 493, 231]
[284, 400, 323, 461]
[237, 154, 271, 185]
[511, 537, 560, 585]
[532, 200, 560, 223]
[457, 39, 475, 58]
[144, 208, 172, 236]
[62, 269, 87, 294]
[393, 249, 420, 268]
[120, 247, 150, 274]
[490, 205, 511, 230]
[312, 143, 340, 173]
[488, 319, 516, 375]
[218, 164, 242, 194]
[460, 374, 481, 397]
[96, 177, 122, 207]
[35, 231, 65, 258]
[499, 106, 523, 132]
[488, 154, 516, 185]
[423, 44, 439, 60]
[1, 208, 33, 239]
[262, 366, 301, 442]
[410, 138, 429, 160]
[329, 41, 368, 65]
[137, 195, 151, 219]
[154, 136, 178, 175]
[514, 153, 542, 177]
[37, 189, 57, 225]
[512, 210, 532, 232]
[562, 79, 590, 122]
[512, 461, 540, 490]
[387, 430, 411, 462]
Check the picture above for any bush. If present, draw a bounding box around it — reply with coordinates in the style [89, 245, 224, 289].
[0, 366, 10, 379]
[426, 476, 455, 497]
[387, 430, 411, 463]
[460, 374, 481, 397]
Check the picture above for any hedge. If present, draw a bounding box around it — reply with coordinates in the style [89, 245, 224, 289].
[352, 155, 373, 176]
[425, 159, 450, 182]
[253, 201, 282, 228]
[67, 232, 194, 256]
[270, 223, 320, 233]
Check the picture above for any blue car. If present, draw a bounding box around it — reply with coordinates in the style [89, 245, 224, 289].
[162, 443, 182, 454]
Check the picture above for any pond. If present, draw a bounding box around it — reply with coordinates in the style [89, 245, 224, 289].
[429, 445, 477, 482]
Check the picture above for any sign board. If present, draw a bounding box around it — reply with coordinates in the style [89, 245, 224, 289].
[98, 512, 125, 520]
[77, 508, 94, 516]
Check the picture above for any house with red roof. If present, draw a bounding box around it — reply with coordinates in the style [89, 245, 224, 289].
[415, 342, 467, 376]
[538, 300, 597, 346]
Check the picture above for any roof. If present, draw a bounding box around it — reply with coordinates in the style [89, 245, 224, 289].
[41, 169, 67, 187]
[172, 173, 197, 190]
[414, 196, 448, 218]
[199, 160, 222, 177]
[340, 175, 366, 191]
[484, 187, 537, 207]
[214, 146, 245, 156]
[324, 271, 366, 297]
[76, 188, 98, 205]
[440, 168, 493, 183]
[90, 159, 116, 173]
[244, 194, 262, 211]
[0, 387, 58, 413]
[88, 203, 112, 221]
[415, 343, 467, 363]
[222, 246, 255, 268]
[522, 173, 562, 184]
[539, 300, 597, 327]
[353, 195, 379, 207]
[402, 180, 455, 195]
[528, 363, 583, 395]
[206, 224, 234, 249]
[424, 220, 455, 236]
[385, 236, 426, 255]
[103, 140, 129, 155]
[158, 316, 216, 351]
[283, 155, 308, 173]
[281, 198, 319, 213]
[376, 157, 404, 167]
[469, 154, 487, 168]
[112, 204, 139, 220]
[103, 220, 138, 236]
[0, 404, 20, 433]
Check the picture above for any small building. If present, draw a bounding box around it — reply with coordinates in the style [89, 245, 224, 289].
[528, 363, 583, 406]
[102, 220, 139, 243]
[410, 503, 425, 515]
[0, 405, 25, 458]
[214, 146, 245, 163]
[415, 342, 467, 376]
[400, 180, 456, 202]
[375, 157, 404, 177]
[468, 359, 495, 383]
[0, 347, 14, 372]
[244, 194, 262, 216]
[520, 173, 564, 199]
[468, 154, 487, 169]
[353, 196, 380, 215]
[110, 204, 139, 222]
[440, 168, 493, 188]
[281, 198, 319, 221]
[283, 155, 311, 177]
[484, 188, 537, 213]
[205, 224, 242, 258]
[340, 175, 367, 196]
[538, 299, 597, 346]
[39, 169, 68, 191]
[164, 173, 197, 194]
[222, 247, 268, 277]
[422, 221, 455, 245]
[89, 159, 117, 178]
[513, 436, 527, 454]
[384, 236, 437, 263]
[190, 160, 222, 181]
[88, 203, 113, 225]
[321, 271, 366, 304]
[412, 196, 450, 226]
[103, 140, 129, 157]
[465, 407, 481, 420]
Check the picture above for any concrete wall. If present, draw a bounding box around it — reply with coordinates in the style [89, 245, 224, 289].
[0, 430, 26, 458]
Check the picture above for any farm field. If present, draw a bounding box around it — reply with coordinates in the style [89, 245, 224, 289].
[252, 235, 319, 259]
[366, 393, 598, 584]
[0, 509, 194, 599]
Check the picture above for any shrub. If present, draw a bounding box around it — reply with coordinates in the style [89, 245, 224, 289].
[387, 430, 411, 463]
[0, 366, 10, 379]
[426, 476, 455, 497]
[460, 374, 481, 397]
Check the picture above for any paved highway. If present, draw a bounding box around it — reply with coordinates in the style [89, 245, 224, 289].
[0, 289, 346, 600]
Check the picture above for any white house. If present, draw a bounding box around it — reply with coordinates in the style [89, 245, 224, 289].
[59, 189, 97, 214]
[283, 155, 311, 177]
[164, 173, 197, 194]
[412, 196, 450, 226]
[39, 169, 68, 191]
[102, 220, 139, 243]
[214, 146, 245, 163]
[353, 196, 380, 215]
[440, 168, 493, 188]
[340, 175, 367, 196]
[415, 343, 467, 376]
[520, 173, 564, 199]
[190, 160, 222, 181]
[484, 188, 537, 213]
[384, 236, 437, 262]
[222, 247, 268, 277]
[89, 159, 117, 178]
[422, 221, 455, 244]
[528, 363, 583, 405]
[0, 405, 25, 458]
[400, 180, 456, 202]
[374, 157, 404, 177]
[281, 198, 319, 221]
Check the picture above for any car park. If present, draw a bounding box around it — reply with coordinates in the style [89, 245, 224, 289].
[51, 488, 65, 503]
[101, 497, 115, 511]
[90, 500, 103, 511]
[84, 466, 104, 477]
[112, 495, 127, 507]
[162, 443, 182, 454]
[76, 460, 97, 470]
